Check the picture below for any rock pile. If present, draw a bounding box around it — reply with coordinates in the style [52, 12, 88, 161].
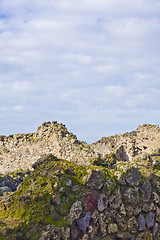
[37, 165, 160, 240]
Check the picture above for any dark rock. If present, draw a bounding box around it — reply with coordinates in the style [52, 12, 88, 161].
[139, 214, 146, 231]
[130, 235, 136, 240]
[71, 226, 81, 240]
[145, 212, 155, 228]
[126, 167, 141, 186]
[87, 170, 105, 190]
[116, 214, 127, 231]
[153, 222, 159, 239]
[109, 188, 122, 209]
[82, 192, 97, 211]
[77, 212, 91, 232]
[127, 216, 138, 233]
[123, 187, 139, 205]
[141, 182, 151, 202]
[156, 207, 160, 222]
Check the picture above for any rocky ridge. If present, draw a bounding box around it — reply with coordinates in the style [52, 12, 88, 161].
[0, 122, 160, 174]
[0, 121, 160, 240]
[0, 121, 98, 174]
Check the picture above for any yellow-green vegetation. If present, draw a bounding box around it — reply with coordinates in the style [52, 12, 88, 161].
[0, 155, 115, 239]
[0, 152, 159, 239]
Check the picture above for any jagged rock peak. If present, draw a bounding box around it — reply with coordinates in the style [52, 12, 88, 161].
[0, 121, 97, 174]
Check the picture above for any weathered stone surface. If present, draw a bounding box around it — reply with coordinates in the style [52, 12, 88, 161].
[61, 227, 70, 240]
[108, 223, 118, 234]
[136, 231, 153, 240]
[91, 210, 99, 224]
[81, 234, 89, 240]
[109, 188, 122, 209]
[99, 213, 108, 237]
[119, 204, 126, 216]
[156, 207, 160, 222]
[82, 192, 97, 211]
[97, 194, 108, 212]
[88, 223, 99, 239]
[87, 170, 105, 190]
[126, 167, 141, 186]
[123, 187, 139, 205]
[117, 231, 131, 239]
[50, 226, 62, 240]
[130, 235, 136, 240]
[71, 226, 81, 240]
[139, 214, 146, 231]
[145, 212, 155, 228]
[67, 201, 82, 225]
[0, 186, 12, 196]
[116, 214, 127, 231]
[77, 212, 91, 232]
[153, 192, 160, 204]
[127, 216, 138, 233]
[141, 182, 151, 202]
[153, 222, 159, 238]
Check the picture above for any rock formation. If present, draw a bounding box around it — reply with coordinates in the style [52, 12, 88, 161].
[0, 121, 160, 240]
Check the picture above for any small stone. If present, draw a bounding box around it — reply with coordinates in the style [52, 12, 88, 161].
[109, 188, 122, 209]
[119, 204, 126, 216]
[66, 179, 72, 186]
[156, 207, 160, 222]
[128, 216, 138, 233]
[116, 214, 127, 231]
[0, 186, 12, 195]
[82, 192, 97, 211]
[81, 234, 89, 240]
[97, 194, 108, 212]
[77, 212, 91, 232]
[139, 214, 146, 231]
[153, 222, 159, 238]
[153, 192, 160, 204]
[136, 231, 153, 240]
[130, 235, 136, 240]
[108, 223, 118, 234]
[71, 226, 81, 240]
[145, 212, 155, 228]
[141, 182, 151, 202]
[67, 201, 82, 225]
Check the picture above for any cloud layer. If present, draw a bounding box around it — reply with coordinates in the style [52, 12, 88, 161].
[0, 0, 160, 142]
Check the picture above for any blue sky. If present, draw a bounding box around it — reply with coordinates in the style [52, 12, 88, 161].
[0, 0, 160, 143]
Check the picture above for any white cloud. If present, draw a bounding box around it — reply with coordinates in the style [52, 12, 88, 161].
[0, 0, 160, 142]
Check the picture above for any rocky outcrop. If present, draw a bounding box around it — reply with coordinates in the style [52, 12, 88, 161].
[0, 121, 160, 239]
[0, 154, 159, 240]
[91, 124, 160, 162]
[0, 122, 160, 174]
[0, 121, 98, 173]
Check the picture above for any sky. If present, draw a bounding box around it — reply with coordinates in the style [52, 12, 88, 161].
[0, 0, 160, 143]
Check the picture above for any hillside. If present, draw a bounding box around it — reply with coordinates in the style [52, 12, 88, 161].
[0, 122, 160, 239]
